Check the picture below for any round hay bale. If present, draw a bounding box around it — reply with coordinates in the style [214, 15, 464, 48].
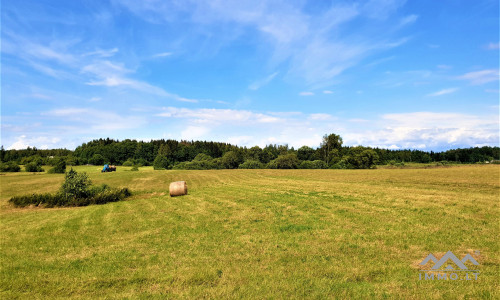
[169, 181, 188, 197]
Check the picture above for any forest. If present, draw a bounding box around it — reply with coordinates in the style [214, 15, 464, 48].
[1, 134, 499, 170]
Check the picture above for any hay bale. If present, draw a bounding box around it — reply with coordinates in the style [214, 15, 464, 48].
[169, 181, 188, 197]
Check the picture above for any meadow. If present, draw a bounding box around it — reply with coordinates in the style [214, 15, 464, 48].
[1, 165, 498, 299]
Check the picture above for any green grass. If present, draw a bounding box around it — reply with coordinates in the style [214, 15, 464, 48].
[1, 165, 499, 299]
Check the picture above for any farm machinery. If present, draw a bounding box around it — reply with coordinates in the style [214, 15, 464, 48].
[101, 164, 116, 172]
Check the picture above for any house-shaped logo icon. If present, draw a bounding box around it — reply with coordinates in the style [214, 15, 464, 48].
[420, 251, 479, 270]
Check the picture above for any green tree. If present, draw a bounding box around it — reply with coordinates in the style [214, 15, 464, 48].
[153, 154, 171, 170]
[89, 154, 105, 165]
[222, 151, 240, 169]
[342, 147, 379, 169]
[269, 154, 299, 169]
[61, 169, 92, 198]
[320, 133, 343, 164]
[49, 157, 66, 173]
[297, 146, 315, 161]
[239, 160, 263, 169]
[193, 153, 213, 161]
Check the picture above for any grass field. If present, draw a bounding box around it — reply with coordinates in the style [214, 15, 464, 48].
[1, 165, 499, 299]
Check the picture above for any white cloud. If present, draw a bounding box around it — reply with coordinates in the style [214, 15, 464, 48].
[299, 91, 314, 96]
[8, 135, 62, 150]
[115, 0, 412, 86]
[82, 61, 199, 102]
[458, 69, 499, 85]
[399, 14, 418, 26]
[153, 52, 173, 57]
[181, 126, 210, 140]
[323, 90, 333, 94]
[43, 108, 145, 132]
[309, 113, 332, 121]
[248, 72, 278, 90]
[156, 107, 281, 124]
[427, 88, 458, 97]
[82, 48, 119, 57]
[437, 64, 452, 70]
[486, 42, 499, 50]
[343, 112, 499, 149]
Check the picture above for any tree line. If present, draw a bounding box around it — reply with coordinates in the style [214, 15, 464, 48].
[1, 134, 499, 171]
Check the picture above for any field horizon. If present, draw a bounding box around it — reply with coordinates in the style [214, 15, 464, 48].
[1, 165, 499, 298]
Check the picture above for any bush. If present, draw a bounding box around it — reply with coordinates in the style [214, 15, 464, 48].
[60, 168, 92, 198]
[130, 166, 139, 171]
[48, 157, 66, 173]
[9, 170, 131, 208]
[299, 160, 328, 169]
[153, 154, 172, 170]
[193, 153, 213, 161]
[341, 147, 379, 169]
[9, 187, 131, 208]
[25, 162, 44, 172]
[268, 154, 299, 169]
[65, 156, 81, 166]
[172, 160, 217, 170]
[239, 160, 263, 169]
[222, 151, 241, 169]
[0, 161, 21, 172]
[122, 159, 134, 166]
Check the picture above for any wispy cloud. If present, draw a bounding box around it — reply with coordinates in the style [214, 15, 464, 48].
[248, 72, 278, 90]
[458, 69, 499, 85]
[115, 0, 412, 86]
[82, 48, 119, 57]
[323, 90, 333, 94]
[43, 108, 146, 131]
[81, 60, 199, 102]
[399, 14, 418, 26]
[156, 107, 281, 124]
[344, 112, 499, 149]
[153, 52, 173, 57]
[427, 88, 458, 97]
[299, 91, 314, 96]
[309, 113, 332, 120]
[485, 42, 499, 50]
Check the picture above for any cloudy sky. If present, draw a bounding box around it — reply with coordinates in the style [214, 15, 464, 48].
[1, 0, 499, 150]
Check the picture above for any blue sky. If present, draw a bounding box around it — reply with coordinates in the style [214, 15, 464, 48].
[1, 0, 499, 151]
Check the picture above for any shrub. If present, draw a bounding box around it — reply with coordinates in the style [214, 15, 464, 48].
[153, 154, 172, 170]
[341, 147, 379, 169]
[122, 159, 134, 166]
[9, 170, 131, 208]
[60, 168, 92, 198]
[66, 156, 81, 166]
[130, 166, 139, 171]
[299, 160, 328, 169]
[173, 160, 217, 170]
[0, 161, 21, 172]
[239, 160, 263, 169]
[48, 157, 66, 173]
[222, 151, 241, 169]
[25, 162, 44, 172]
[269, 154, 299, 169]
[193, 153, 213, 161]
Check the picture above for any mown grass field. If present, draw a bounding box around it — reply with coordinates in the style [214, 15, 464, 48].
[1, 165, 499, 299]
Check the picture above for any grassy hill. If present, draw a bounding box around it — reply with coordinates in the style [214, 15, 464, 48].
[1, 165, 498, 298]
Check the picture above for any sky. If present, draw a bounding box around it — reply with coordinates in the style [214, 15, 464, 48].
[1, 0, 499, 151]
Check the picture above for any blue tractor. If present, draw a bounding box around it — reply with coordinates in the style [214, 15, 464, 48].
[101, 164, 116, 172]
